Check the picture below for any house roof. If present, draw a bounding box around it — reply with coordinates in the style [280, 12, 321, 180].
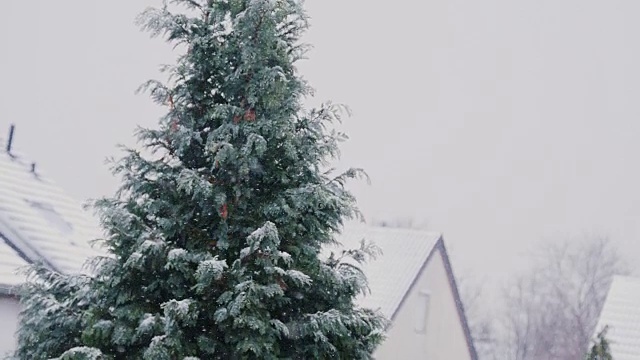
[332, 225, 441, 318]
[593, 275, 640, 359]
[0, 135, 104, 291]
[332, 224, 478, 360]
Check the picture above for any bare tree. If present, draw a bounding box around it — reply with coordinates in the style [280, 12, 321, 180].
[500, 236, 628, 360]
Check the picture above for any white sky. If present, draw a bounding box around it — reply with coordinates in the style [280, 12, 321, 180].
[2, 0, 640, 288]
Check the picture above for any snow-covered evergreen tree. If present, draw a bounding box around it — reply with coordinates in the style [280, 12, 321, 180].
[14, 1, 387, 358]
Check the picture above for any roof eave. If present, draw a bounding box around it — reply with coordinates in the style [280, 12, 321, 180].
[387, 235, 478, 360]
[0, 213, 59, 272]
[0, 283, 20, 298]
[436, 236, 479, 360]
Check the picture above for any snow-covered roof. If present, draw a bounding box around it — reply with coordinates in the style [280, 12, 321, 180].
[0, 136, 104, 292]
[332, 224, 478, 359]
[593, 275, 640, 359]
[332, 225, 441, 319]
[0, 240, 28, 291]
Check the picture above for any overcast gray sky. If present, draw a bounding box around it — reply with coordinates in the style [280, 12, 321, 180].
[2, 1, 640, 287]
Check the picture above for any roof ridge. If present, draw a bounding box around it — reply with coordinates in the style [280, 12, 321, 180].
[0, 145, 50, 179]
[345, 222, 441, 236]
[613, 274, 640, 280]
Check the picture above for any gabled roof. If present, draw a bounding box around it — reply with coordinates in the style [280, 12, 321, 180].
[333, 225, 441, 318]
[332, 224, 478, 360]
[593, 275, 640, 359]
[0, 136, 104, 291]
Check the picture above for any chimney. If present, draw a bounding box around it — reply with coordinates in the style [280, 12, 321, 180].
[6, 124, 15, 153]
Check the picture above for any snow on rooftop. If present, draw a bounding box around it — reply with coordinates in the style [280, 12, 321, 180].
[593, 275, 640, 359]
[0, 238, 28, 289]
[0, 138, 104, 290]
[332, 224, 441, 319]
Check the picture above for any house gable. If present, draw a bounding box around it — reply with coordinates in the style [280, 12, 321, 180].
[374, 238, 477, 360]
[331, 225, 477, 359]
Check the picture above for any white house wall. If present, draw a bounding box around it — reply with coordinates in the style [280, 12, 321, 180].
[0, 296, 20, 357]
[375, 247, 473, 360]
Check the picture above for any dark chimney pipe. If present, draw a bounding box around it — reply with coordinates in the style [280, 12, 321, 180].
[6, 124, 15, 153]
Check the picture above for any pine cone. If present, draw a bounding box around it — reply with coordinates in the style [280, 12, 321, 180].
[219, 203, 228, 220]
[244, 108, 256, 121]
